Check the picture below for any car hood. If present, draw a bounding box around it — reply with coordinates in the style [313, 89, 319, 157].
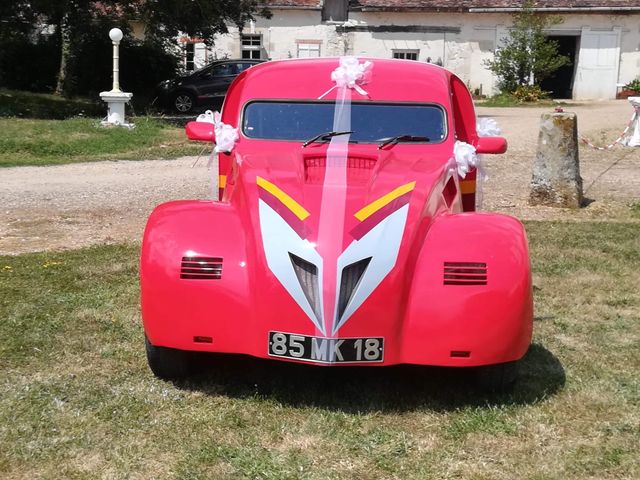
[232, 144, 455, 336]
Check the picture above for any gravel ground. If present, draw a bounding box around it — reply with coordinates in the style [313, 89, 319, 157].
[1, 100, 639, 255]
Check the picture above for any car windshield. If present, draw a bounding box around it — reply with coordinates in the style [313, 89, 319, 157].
[242, 101, 446, 143]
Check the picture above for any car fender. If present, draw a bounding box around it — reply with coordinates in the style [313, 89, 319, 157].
[140, 200, 253, 351]
[401, 213, 533, 366]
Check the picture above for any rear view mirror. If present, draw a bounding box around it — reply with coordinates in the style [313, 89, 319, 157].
[475, 136, 507, 154]
[185, 121, 216, 142]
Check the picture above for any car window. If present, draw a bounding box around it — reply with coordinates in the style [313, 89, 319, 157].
[211, 63, 237, 77]
[237, 63, 257, 73]
[243, 101, 446, 143]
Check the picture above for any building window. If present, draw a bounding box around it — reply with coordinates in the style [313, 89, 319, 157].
[322, 0, 348, 22]
[241, 34, 262, 59]
[185, 43, 195, 71]
[297, 42, 321, 58]
[393, 50, 419, 61]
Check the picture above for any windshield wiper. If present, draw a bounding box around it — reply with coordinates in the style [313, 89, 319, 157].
[302, 130, 353, 148]
[378, 135, 430, 150]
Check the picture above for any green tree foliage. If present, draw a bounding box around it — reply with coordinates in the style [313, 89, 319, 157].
[0, 1, 269, 96]
[485, 1, 570, 93]
[137, 1, 271, 47]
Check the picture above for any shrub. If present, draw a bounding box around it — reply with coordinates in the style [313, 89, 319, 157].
[624, 78, 640, 92]
[0, 35, 59, 92]
[485, 1, 570, 93]
[513, 85, 549, 103]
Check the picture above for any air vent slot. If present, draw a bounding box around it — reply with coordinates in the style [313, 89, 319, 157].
[338, 257, 372, 319]
[443, 262, 487, 286]
[289, 253, 322, 320]
[180, 256, 223, 280]
[304, 156, 377, 184]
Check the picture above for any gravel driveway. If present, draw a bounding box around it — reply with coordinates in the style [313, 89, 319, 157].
[1, 101, 639, 255]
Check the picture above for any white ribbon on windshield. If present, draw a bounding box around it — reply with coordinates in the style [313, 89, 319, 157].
[317, 57, 372, 340]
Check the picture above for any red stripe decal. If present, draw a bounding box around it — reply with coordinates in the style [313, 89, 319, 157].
[350, 191, 412, 240]
[259, 189, 310, 239]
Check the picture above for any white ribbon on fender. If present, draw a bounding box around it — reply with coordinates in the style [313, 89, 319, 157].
[319, 56, 373, 99]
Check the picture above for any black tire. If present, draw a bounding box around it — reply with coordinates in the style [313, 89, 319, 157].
[475, 361, 519, 393]
[145, 336, 194, 380]
[172, 91, 195, 114]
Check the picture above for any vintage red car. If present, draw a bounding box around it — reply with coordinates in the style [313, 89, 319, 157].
[140, 57, 533, 390]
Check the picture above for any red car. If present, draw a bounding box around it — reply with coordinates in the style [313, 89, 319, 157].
[141, 57, 533, 390]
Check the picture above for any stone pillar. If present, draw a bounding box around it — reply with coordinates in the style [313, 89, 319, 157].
[627, 97, 640, 147]
[529, 112, 583, 208]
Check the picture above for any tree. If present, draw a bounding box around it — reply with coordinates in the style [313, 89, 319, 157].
[137, 1, 271, 47]
[485, 1, 570, 93]
[1, 1, 270, 95]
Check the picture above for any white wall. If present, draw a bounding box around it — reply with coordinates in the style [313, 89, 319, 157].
[205, 9, 640, 99]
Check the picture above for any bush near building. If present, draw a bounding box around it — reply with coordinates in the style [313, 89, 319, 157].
[485, 1, 570, 94]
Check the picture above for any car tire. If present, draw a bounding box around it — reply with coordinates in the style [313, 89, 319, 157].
[145, 336, 194, 380]
[475, 361, 519, 393]
[172, 91, 195, 114]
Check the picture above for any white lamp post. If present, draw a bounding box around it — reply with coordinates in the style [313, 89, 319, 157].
[100, 27, 134, 128]
[109, 27, 123, 92]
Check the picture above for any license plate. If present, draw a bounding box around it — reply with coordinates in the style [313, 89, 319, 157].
[268, 331, 384, 364]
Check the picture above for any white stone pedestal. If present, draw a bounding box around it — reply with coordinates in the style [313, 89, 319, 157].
[627, 97, 640, 147]
[99, 91, 134, 128]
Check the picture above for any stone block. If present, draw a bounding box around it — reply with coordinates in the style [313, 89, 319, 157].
[529, 112, 583, 208]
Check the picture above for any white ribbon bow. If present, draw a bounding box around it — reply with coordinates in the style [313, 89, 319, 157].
[196, 110, 239, 153]
[453, 119, 501, 210]
[319, 56, 373, 98]
[454, 141, 478, 178]
[476, 117, 502, 137]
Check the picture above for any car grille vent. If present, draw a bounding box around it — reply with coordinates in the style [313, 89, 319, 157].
[289, 253, 322, 319]
[443, 262, 487, 286]
[304, 156, 376, 184]
[338, 257, 372, 319]
[180, 256, 223, 280]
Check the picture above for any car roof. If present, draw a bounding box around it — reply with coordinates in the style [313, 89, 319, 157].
[229, 57, 453, 104]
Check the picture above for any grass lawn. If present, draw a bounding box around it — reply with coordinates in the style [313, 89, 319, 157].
[478, 94, 578, 108]
[0, 117, 202, 167]
[1, 221, 638, 479]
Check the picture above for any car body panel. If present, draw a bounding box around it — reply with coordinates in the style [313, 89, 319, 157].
[141, 58, 533, 368]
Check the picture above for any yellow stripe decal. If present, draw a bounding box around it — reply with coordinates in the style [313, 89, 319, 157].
[460, 179, 476, 195]
[354, 181, 416, 222]
[219, 175, 227, 188]
[256, 176, 310, 221]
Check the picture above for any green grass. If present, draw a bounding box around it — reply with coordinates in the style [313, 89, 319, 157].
[479, 93, 578, 108]
[0, 89, 104, 119]
[1, 221, 639, 479]
[0, 117, 202, 167]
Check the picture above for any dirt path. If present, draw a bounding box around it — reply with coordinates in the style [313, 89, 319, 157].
[1, 101, 639, 255]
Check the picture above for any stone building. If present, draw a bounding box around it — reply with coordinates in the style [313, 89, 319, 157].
[180, 1, 640, 100]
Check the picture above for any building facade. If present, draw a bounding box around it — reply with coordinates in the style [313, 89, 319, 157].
[181, 1, 640, 99]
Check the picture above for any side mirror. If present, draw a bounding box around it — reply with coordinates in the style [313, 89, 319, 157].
[475, 136, 507, 154]
[185, 121, 216, 142]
